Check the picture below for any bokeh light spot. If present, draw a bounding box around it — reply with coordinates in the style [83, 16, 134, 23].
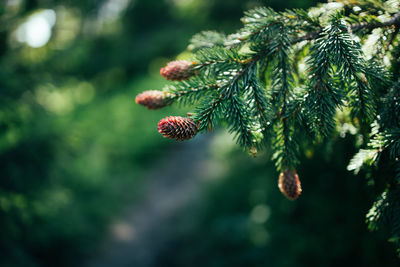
[250, 204, 271, 224]
[16, 9, 56, 48]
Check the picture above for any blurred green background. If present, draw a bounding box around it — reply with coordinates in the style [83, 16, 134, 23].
[0, 0, 399, 266]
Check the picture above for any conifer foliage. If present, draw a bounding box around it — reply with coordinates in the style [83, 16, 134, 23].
[136, 0, 400, 254]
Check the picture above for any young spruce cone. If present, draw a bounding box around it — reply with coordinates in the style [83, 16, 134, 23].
[278, 170, 302, 200]
[158, 116, 198, 141]
[135, 90, 168, 110]
[160, 60, 195, 81]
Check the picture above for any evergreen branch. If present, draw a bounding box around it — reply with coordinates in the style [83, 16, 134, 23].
[283, 8, 322, 30]
[385, 128, 400, 160]
[236, 7, 278, 43]
[351, 12, 400, 32]
[189, 45, 268, 135]
[380, 79, 400, 129]
[192, 51, 267, 145]
[367, 188, 400, 256]
[192, 97, 225, 132]
[273, 118, 299, 171]
[347, 148, 379, 174]
[293, 12, 400, 43]
[266, 23, 299, 171]
[269, 23, 294, 109]
[192, 46, 242, 72]
[347, 122, 397, 175]
[367, 190, 391, 231]
[188, 31, 226, 52]
[165, 77, 220, 106]
[143, 1, 400, 255]
[364, 60, 392, 94]
[192, 61, 256, 133]
[247, 77, 272, 126]
[352, 79, 376, 121]
[346, 120, 384, 175]
[303, 24, 346, 138]
[325, 19, 376, 122]
[304, 82, 343, 138]
[225, 96, 255, 148]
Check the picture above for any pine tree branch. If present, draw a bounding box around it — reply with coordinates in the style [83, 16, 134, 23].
[145, 3, 400, 253]
[294, 12, 400, 43]
[249, 79, 271, 125]
[351, 12, 400, 31]
[194, 97, 224, 132]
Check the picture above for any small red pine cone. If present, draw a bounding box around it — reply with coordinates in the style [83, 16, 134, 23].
[160, 60, 195, 81]
[135, 90, 168, 110]
[158, 116, 198, 141]
[278, 170, 302, 200]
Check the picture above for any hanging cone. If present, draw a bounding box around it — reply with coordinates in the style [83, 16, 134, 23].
[278, 170, 302, 200]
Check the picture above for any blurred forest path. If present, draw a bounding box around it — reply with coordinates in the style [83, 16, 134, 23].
[82, 135, 214, 267]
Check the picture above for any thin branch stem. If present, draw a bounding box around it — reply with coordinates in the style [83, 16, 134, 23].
[294, 12, 400, 43]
